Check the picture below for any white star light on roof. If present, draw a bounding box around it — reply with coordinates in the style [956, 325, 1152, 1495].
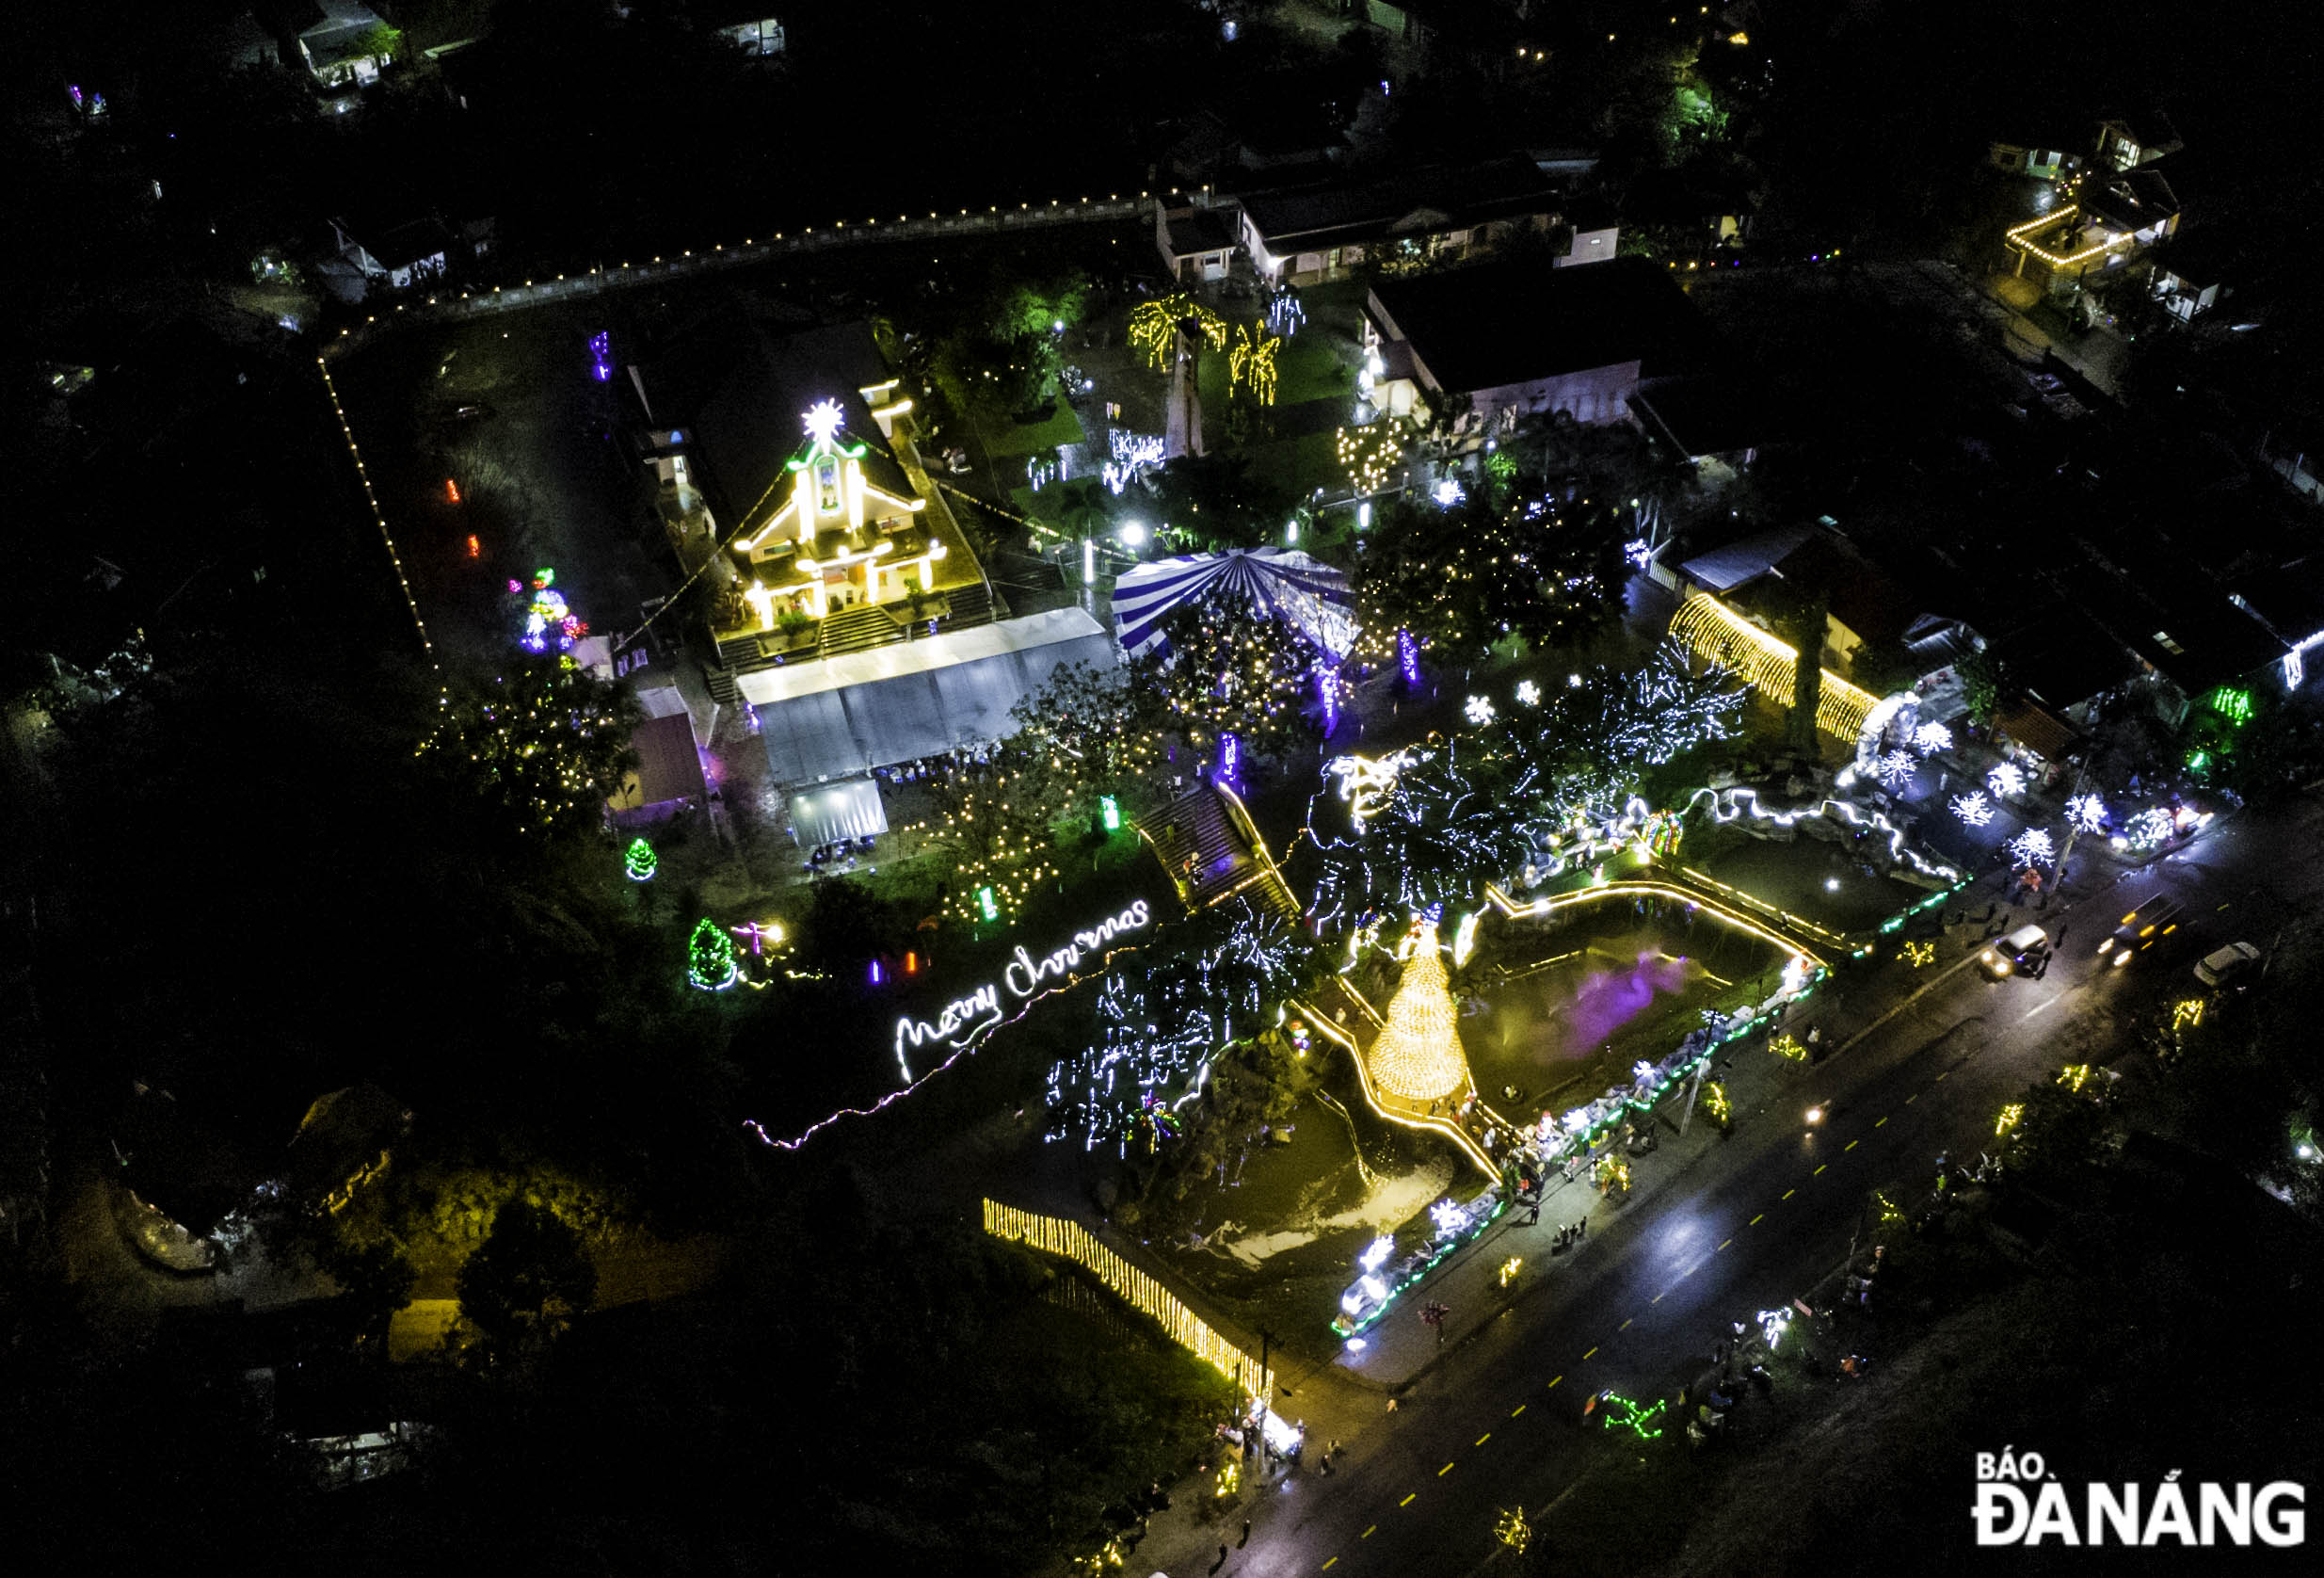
[802, 399, 845, 446]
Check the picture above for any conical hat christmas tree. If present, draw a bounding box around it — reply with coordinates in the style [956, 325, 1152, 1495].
[1366, 917, 1474, 1104]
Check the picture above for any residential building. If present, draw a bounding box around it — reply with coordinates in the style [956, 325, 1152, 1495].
[1363, 253, 1711, 430]
[707, 8, 787, 56]
[1155, 198, 1241, 283]
[1236, 153, 1565, 285]
[2094, 111, 2183, 173]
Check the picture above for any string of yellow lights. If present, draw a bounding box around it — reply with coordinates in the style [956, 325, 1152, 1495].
[982, 1200, 1272, 1404]
[1668, 592, 1875, 740]
[317, 356, 436, 666]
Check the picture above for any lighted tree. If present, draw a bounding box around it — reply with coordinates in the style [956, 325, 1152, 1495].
[415, 656, 642, 840]
[1309, 645, 1742, 920]
[624, 838, 658, 880]
[919, 749, 1061, 924]
[1128, 294, 1227, 372]
[1047, 898, 1307, 1153]
[1008, 661, 1167, 824]
[1227, 324, 1282, 406]
[1353, 491, 1627, 661]
[687, 917, 738, 990]
[1135, 601, 1317, 763]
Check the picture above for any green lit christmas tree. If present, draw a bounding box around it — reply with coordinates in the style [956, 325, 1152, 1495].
[687, 918, 737, 991]
[625, 838, 658, 881]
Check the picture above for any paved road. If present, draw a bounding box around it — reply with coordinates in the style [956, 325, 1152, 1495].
[1141, 792, 2322, 1577]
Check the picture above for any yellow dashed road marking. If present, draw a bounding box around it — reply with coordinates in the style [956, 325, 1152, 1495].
[1324, 1559, 1339, 1570]
[1511, 1405, 1527, 1418]
[1439, 1461, 1455, 1476]
[1845, 1140, 1859, 1152]
[1401, 1493, 1416, 1507]
[1936, 1071, 1950, 1082]
[1750, 1214, 1765, 1225]
[1783, 1188, 1796, 1200]
[1363, 1525, 1376, 1538]
[1906, 1093, 1919, 1104]
[1814, 1165, 1828, 1175]
[1875, 1117, 1888, 1127]
[1582, 1346, 1598, 1361]
[1548, 1375, 1563, 1389]
[1718, 1238, 1732, 1250]
[1619, 1318, 1632, 1331]
[1652, 1292, 1665, 1304]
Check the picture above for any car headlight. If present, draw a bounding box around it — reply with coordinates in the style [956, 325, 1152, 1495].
[2112, 951, 2130, 968]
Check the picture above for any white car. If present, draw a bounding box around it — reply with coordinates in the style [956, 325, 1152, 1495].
[2194, 942, 2262, 988]
[1980, 924, 2049, 979]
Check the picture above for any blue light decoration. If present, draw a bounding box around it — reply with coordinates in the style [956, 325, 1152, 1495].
[1217, 732, 1242, 794]
[1397, 627, 1421, 688]
[589, 331, 613, 383]
[1317, 660, 1341, 734]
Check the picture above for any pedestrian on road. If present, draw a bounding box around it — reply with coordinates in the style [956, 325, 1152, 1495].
[1239, 1519, 1252, 1549]
[1211, 1543, 1229, 1574]
[1578, 1216, 1587, 1238]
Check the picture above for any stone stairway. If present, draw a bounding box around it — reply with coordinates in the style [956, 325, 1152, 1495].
[818, 604, 906, 658]
[932, 580, 1001, 635]
[1142, 785, 1299, 918]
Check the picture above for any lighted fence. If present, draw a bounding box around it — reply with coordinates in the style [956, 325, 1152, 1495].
[1669, 592, 1878, 741]
[982, 1200, 1273, 1404]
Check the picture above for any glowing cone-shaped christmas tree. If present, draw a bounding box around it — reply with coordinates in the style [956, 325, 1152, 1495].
[687, 918, 738, 991]
[1365, 918, 1473, 1105]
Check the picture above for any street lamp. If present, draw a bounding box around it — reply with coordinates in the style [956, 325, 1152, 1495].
[1120, 521, 1146, 547]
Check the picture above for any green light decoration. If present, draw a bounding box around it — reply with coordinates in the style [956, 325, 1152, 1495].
[687, 917, 738, 991]
[977, 886, 1000, 922]
[2187, 749, 2209, 772]
[1099, 795, 1120, 831]
[1595, 1392, 1671, 1440]
[625, 838, 658, 881]
[2210, 686, 2253, 725]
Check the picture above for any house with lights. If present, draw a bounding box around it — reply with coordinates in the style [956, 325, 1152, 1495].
[2002, 168, 2180, 288]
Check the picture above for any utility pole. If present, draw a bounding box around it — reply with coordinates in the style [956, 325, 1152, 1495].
[2050, 755, 2093, 899]
[1678, 1055, 1708, 1136]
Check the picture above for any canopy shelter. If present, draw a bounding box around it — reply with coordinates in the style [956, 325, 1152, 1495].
[789, 777, 889, 846]
[1111, 548, 1357, 661]
[743, 606, 1117, 786]
[607, 711, 709, 821]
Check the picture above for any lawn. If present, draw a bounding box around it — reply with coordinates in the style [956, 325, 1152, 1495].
[986, 396, 1089, 461]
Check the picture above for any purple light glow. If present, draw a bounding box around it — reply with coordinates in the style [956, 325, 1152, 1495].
[1561, 951, 1694, 1055]
[1397, 627, 1420, 686]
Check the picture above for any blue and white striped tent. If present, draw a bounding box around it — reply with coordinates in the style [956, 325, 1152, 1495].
[1111, 548, 1358, 661]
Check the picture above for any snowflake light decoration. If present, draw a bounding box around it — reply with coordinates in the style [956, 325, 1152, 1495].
[2007, 828, 2055, 868]
[2127, 808, 2175, 846]
[1987, 761, 2027, 798]
[1913, 721, 1953, 754]
[1432, 477, 1467, 508]
[1875, 750, 1917, 788]
[1515, 680, 1542, 706]
[1464, 694, 1497, 727]
[1951, 790, 1994, 827]
[2067, 793, 2108, 834]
